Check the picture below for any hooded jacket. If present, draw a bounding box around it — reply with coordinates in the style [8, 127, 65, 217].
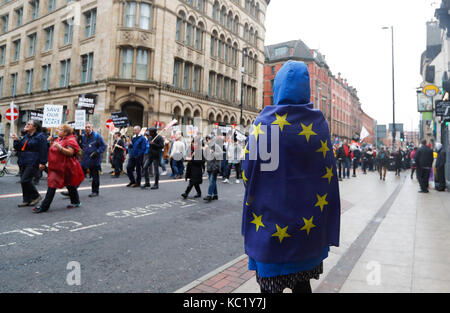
[242, 61, 340, 277]
[14, 131, 48, 167]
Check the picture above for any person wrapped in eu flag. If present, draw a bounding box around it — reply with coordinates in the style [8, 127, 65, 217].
[242, 61, 341, 293]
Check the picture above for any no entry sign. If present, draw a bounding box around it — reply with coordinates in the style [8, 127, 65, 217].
[5, 108, 19, 121]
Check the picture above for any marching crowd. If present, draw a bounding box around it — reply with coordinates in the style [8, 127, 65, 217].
[2, 118, 447, 214]
[8, 120, 246, 214]
[333, 138, 447, 192]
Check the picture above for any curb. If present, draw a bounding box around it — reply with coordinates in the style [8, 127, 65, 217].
[174, 255, 255, 293]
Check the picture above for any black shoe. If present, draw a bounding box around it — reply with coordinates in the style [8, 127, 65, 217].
[194, 194, 201, 198]
[181, 193, 188, 199]
[150, 185, 159, 190]
[126, 182, 134, 187]
[203, 196, 212, 202]
[32, 206, 48, 214]
[131, 184, 140, 188]
[61, 191, 70, 197]
[212, 195, 218, 200]
[142, 183, 151, 189]
[88, 192, 99, 197]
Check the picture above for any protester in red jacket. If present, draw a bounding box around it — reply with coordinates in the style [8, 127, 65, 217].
[32, 124, 85, 213]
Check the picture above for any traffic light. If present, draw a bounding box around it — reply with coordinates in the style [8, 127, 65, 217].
[400, 132, 404, 142]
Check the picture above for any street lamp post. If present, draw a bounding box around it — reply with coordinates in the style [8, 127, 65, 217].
[240, 47, 247, 127]
[383, 26, 396, 149]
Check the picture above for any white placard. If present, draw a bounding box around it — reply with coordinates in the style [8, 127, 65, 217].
[42, 105, 64, 128]
[74, 110, 86, 130]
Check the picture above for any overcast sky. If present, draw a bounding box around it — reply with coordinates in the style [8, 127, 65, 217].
[264, 0, 439, 132]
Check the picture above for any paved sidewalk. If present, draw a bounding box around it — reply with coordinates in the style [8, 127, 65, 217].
[175, 170, 450, 293]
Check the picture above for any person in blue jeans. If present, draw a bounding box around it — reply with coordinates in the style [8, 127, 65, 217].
[204, 136, 222, 202]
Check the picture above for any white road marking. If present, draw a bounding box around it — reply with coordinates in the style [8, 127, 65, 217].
[0, 242, 16, 248]
[69, 222, 107, 232]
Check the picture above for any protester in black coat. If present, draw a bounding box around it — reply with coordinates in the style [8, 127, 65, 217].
[12, 120, 48, 207]
[182, 139, 205, 199]
[414, 140, 434, 193]
[394, 149, 402, 176]
[435, 143, 446, 191]
[146, 127, 164, 189]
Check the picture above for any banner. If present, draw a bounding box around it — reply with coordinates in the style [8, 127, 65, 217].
[78, 94, 97, 114]
[30, 110, 44, 121]
[111, 111, 130, 128]
[74, 110, 86, 130]
[42, 105, 64, 128]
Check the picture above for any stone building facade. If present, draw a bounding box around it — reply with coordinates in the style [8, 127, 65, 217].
[264, 39, 369, 142]
[0, 0, 269, 144]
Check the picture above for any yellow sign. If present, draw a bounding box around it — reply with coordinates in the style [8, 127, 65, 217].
[422, 85, 440, 97]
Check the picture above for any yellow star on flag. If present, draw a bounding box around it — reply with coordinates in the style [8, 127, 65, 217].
[316, 140, 330, 158]
[315, 193, 328, 212]
[298, 123, 317, 143]
[242, 170, 248, 185]
[250, 122, 265, 142]
[250, 213, 265, 232]
[300, 216, 316, 236]
[244, 143, 249, 156]
[322, 166, 334, 184]
[271, 113, 291, 132]
[271, 224, 291, 243]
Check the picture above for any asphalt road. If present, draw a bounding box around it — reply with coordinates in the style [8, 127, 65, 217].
[0, 169, 246, 292]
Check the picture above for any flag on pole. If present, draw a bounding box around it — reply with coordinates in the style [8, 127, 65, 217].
[360, 126, 370, 142]
[163, 119, 178, 131]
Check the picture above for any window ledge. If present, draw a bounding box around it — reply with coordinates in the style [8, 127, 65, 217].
[9, 61, 19, 66]
[80, 36, 95, 45]
[59, 43, 72, 52]
[25, 56, 35, 62]
[41, 50, 52, 57]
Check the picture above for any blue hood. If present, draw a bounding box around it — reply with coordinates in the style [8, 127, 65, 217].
[273, 60, 311, 106]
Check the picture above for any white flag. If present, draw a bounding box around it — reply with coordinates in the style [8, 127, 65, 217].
[360, 126, 370, 142]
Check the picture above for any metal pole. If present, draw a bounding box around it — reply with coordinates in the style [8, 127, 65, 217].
[240, 48, 246, 126]
[391, 26, 396, 150]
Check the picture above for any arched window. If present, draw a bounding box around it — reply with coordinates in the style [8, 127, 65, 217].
[248, 51, 253, 74]
[219, 34, 226, 61]
[212, 1, 219, 20]
[210, 30, 218, 57]
[251, 0, 255, 16]
[220, 6, 226, 25]
[226, 38, 232, 64]
[233, 16, 239, 34]
[186, 16, 195, 46]
[244, 23, 249, 42]
[227, 11, 232, 30]
[255, 3, 260, 21]
[176, 11, 186, 42]
[254, 30, 258, 46]
[195, 22, 204, 50]
[249, 27, 254, 45]
[232, 42, 238, 66]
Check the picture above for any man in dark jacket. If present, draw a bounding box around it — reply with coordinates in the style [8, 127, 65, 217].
[126, 126, 147, 187]
[142, 127, 164, 189]
[12, 120, 48, 207]
[111, 132, 125, 178]
[435, 143, 446, 191]
[414, 139, 434, 193]
[352, 146, 361, 177]
[81, 122, 106, 197]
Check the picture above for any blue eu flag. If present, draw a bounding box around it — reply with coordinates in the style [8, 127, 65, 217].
[242, 61, 340, 265]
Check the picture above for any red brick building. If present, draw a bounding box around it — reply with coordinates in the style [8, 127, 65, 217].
[264, 39, 373, 142]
